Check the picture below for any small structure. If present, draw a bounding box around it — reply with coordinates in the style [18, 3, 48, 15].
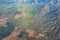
[14, 14, 21, 19]
[0, 16, 8, 27]
[25, 29, 37, 37]
[38, 33, 45, 37]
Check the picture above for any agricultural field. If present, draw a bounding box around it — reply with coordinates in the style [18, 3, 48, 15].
[0, 0, 60, 40]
